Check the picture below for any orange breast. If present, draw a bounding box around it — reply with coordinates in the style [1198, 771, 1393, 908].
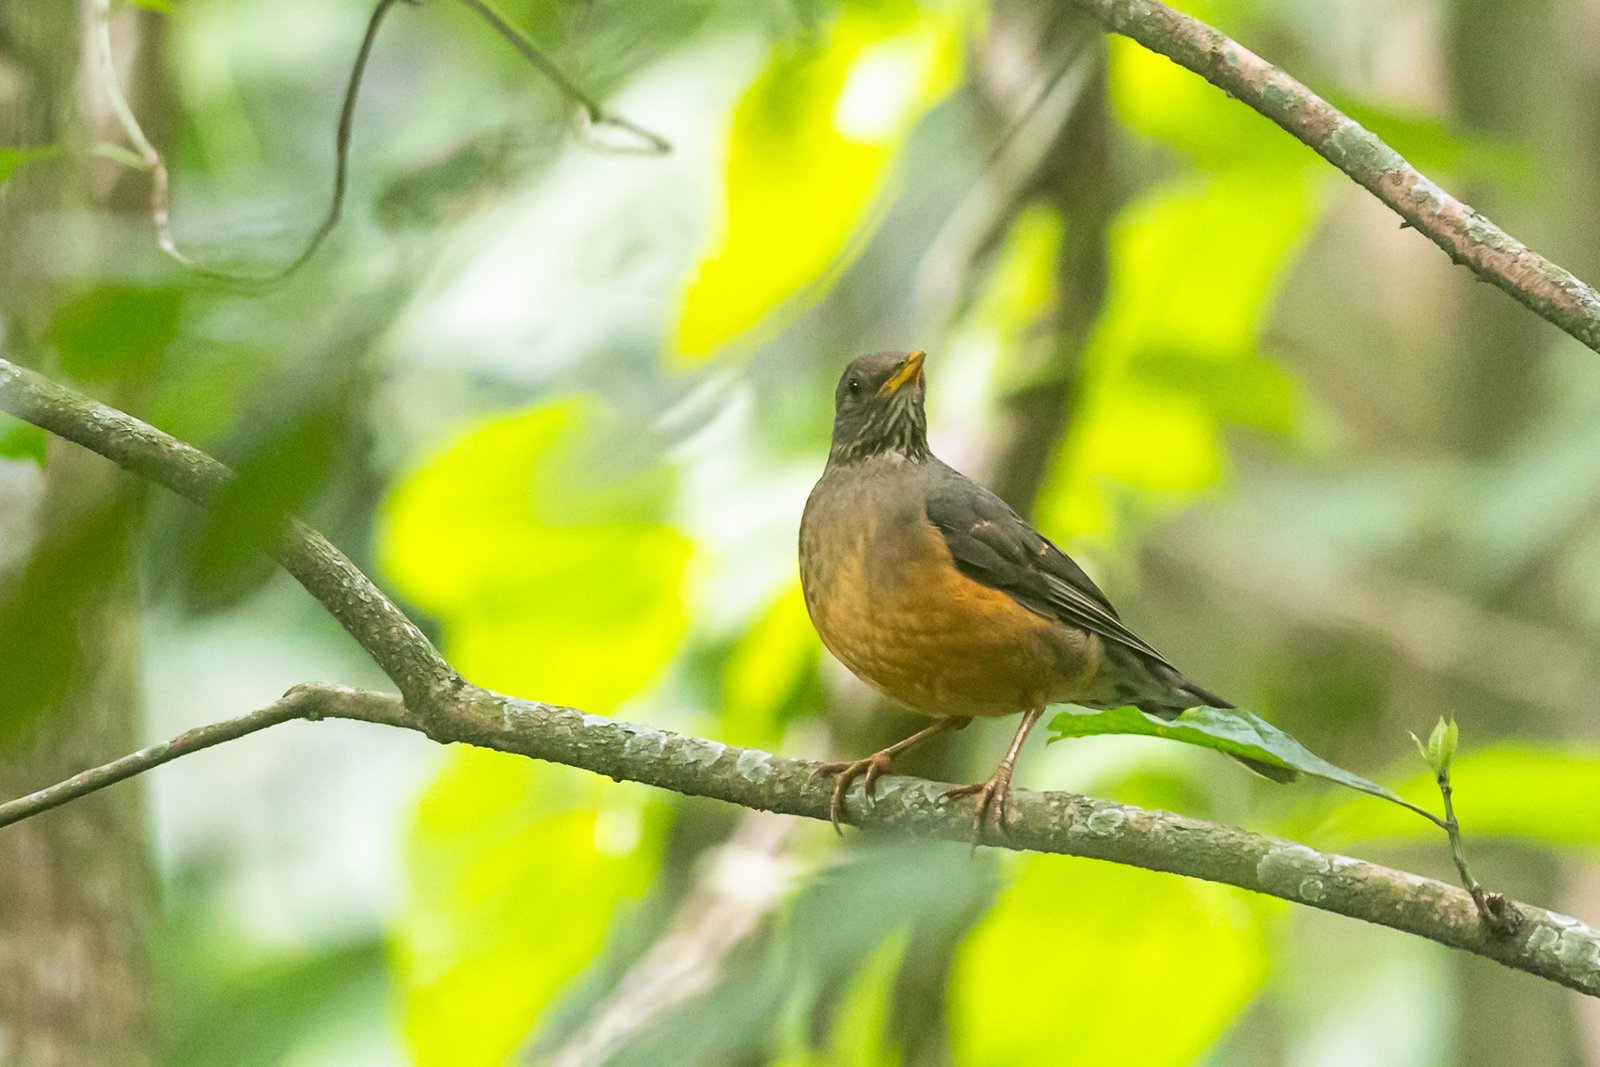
[802, 516, 1101, 717]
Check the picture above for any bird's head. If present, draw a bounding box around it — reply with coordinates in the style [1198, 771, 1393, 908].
[828, 350, 930, 465]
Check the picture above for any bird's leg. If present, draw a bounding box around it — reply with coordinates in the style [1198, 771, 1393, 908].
[811, 716, 972, 835]
[942, 707, 1044, 843]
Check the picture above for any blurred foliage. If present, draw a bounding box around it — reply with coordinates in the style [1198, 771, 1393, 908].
[158, 886, 392, 1067]
[4, 0, 1600, 1063]
[952, 856, 1271, 1066]
[675, 0, 965, 359]
[719, 583, 821, 749]
[0, 417, 46, 463]
[1305, 744, 1600, 851]
[0, 145, 59, 188]
[0, 493, 138, 739]
[397, 755, 668, 1066]
[1036, 35, 1311, 548]
[380, 397, 690, 705]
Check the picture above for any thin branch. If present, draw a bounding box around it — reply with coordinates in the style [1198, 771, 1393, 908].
[0, 685, 404, 829]
[0, 358, 1597, 999]
[1435, 764, 1518, 937]
[92, 0, 404, 285]
[245, 0, 406, 284]
[456, 0, 671, 155]
[1063, 0, 1600, 354]
[94, 0, 668, 285]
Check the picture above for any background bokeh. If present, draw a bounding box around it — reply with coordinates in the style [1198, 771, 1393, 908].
[3, 0, 1599, 1063]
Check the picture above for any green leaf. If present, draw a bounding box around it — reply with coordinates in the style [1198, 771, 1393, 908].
[952, 854, 1271, 1065]
[1423, 717, 1447, 767]
[719, 582, 820, 747]
[380, 397, 691, 709]
[395, 752, 667, 1067]
[1047, 704, 1439, 824]
[1411, 716, 1459, 774]
[673, 3, 962, 360]
[1408, 729, 1430, 764]
[1436, 717, 1459, 771]
[47, 284, 182, 382]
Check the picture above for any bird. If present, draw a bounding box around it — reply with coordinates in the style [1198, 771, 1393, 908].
[798, 350, 1295, 839]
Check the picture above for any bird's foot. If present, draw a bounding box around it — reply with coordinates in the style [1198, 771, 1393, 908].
[809, 751, 896, 835]
[941, 766, 1016, 846]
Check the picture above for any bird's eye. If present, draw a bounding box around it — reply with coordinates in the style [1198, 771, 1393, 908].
[846, 378, 863, 397]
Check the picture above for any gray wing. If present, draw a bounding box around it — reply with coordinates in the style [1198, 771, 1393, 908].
[922, 471, 1177, 670]
[924, 469, 1292, 777]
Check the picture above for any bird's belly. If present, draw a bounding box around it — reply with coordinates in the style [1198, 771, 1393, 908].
[803, 527, 1101, 717]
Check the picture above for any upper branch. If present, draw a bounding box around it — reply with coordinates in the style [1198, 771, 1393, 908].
[1066, 0, 1600, 353]
[0, 359, 460, 709]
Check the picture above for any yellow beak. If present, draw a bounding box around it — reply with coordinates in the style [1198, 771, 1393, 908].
[878, 350, 926, 396]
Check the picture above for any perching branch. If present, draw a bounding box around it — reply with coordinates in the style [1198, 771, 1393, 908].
[1063, 0, 1600, 354]
[1, 356, 1598, 999]
[2, 676, 1597, 998]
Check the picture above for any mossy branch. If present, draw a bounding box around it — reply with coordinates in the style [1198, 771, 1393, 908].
[0, 356, 1596, 997]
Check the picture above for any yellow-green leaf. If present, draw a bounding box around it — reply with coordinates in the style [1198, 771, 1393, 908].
[1038, 171, 1311, 544]
[383, 398, 689, 1062]
[379, 397, 691, 709]
[952, 855, 1270, 1065]
[395, 750, 666, 1067]
[673, 2, 964, 361]
[720, 582, 820, 747]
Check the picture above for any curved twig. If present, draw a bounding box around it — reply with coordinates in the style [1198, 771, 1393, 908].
[94, 0, 668, 285]
[455, 0, 671, 155]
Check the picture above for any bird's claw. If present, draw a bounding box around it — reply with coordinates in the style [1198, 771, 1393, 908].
[942, 771, 1014, 848]
[810, 751, 894, 835]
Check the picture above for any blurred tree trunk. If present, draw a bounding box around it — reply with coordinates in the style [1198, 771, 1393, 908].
[1442, 2, 1587, 1063]
[0, 463, 150, 1067]
[0, 3, 158, 1064]
[1442, 0, 1564, 456]
[888, 9, 1112, 1063]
